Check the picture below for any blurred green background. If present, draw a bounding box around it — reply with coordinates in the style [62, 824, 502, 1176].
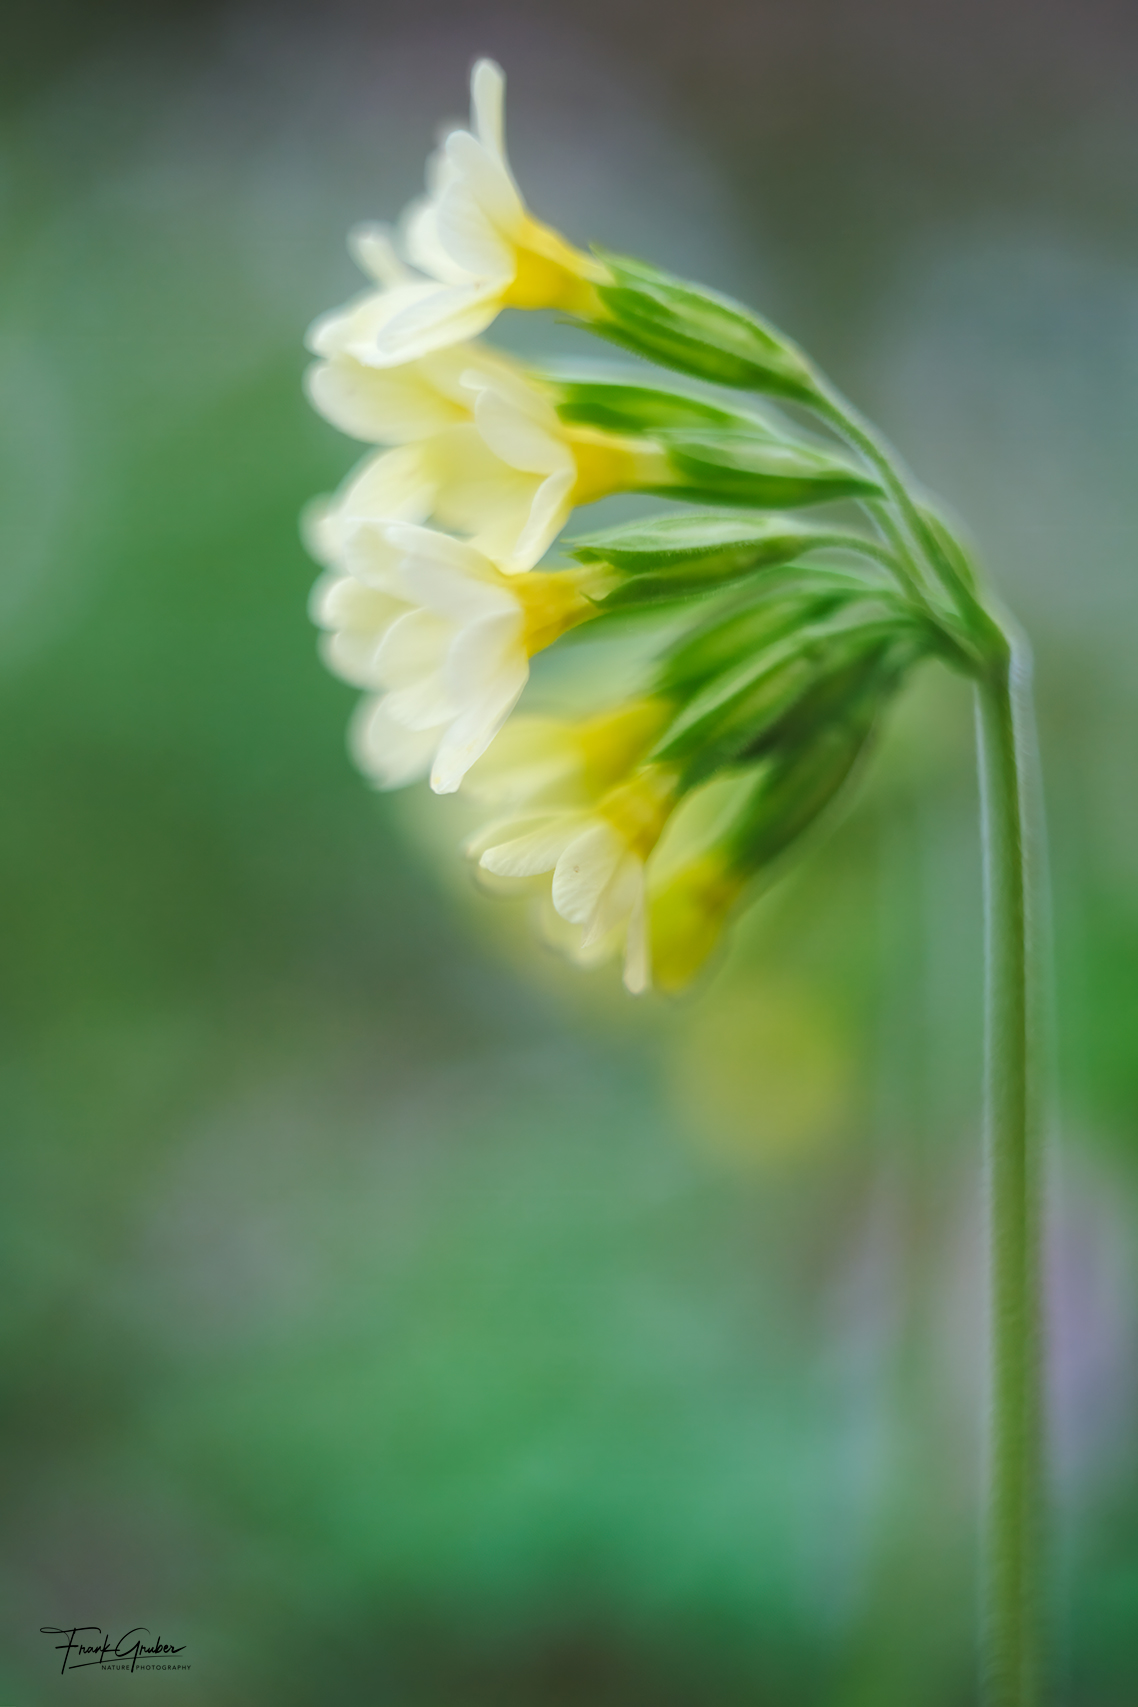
[2, 1, 1137, 1701]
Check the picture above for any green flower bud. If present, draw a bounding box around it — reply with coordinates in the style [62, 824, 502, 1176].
[587, 252, 819, 400]
[570, 512, 856, 611]
[549, 377, 758, 437]
[660, 430, 881, 509]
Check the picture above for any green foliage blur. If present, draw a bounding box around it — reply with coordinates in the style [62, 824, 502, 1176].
[2, 2, 1136, 1702]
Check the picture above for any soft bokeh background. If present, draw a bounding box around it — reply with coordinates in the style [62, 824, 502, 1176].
[3, 1, 1137, 1701]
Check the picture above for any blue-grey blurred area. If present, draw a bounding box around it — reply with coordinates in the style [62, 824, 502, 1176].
[2, 0, 1136, 1701]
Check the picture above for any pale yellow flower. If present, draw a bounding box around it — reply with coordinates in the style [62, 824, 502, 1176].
[362, 60, 606, 366]
[306, 232, 522, 444]
[310, 360, 667, 573]
[308, 521, 598, 793]
[463, 703, 676, 991]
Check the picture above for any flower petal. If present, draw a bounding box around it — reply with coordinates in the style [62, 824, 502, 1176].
[372, 281, 504, 366]
[307, 280, 449, 363]
[444, 130, 524, 234]
[506, 467, 575, 571]
[551, 821, 625, 925]
[428, 614, 528, 792]
[434, 172, 517, 278]
[403, 194, 471, 286]
[304, 357, 468, 445]
[470, 58, 509, 165]
[582, 851, 643, 948]
[398, 558, 516, 625]
[479, 815, 583, 877]
[349, 696, 442, 789]
[430, 679, 526, 793]
[339, 519, 408, 591]
[347, 223, 410, 287]
[470, 380, 567, 475]
[374, 607, 453, 692]
[622, 882, 652, 994]
[310, 570, 407, 640]
[332, 446, 439, 542]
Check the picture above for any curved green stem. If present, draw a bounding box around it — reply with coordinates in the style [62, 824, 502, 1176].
[809, 382, 954, 589]
[806, 529, 915, 586]
[814, 357, 1046, 1700]
[975, 635, 1043, 1707]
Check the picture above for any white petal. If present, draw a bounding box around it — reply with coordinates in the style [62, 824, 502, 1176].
[335, 446, 438, 532]
[479, 815, 583, 877]
[433, 174, 516, 280]
[304, 357, 467, 445]
[383, 679, 453, 731]
[339, 519, 407, 591]
[310, 571, 406, 636]
[428, 615, 528, 792]
[551, 821, 626, 925]
[425, 427, 543, 554]
[506, 467, 575, 570]
[349, 696, 441, 789]
[622, 883, 652, 994]
[318, 629, 387, 689]
[583, 852, 642, 947]
[372, 282, 504, 365]
[470, 59, 508, 163]
[430, 669, 528, 794]
[398, 559, 516, 625]
[471, 381, 568, 475]
[374, 607, 453, 691]
[300, 497, 339, 567]
[445, 610, 526, 698]
[347, 223, 411, 287]
[311, 566, 409, 688]
[445, 129, 524, 232]
[307, 280, 448, 363]
[464, 811, 559, 860]
[403, 194, 472, 285]
[419, 342, 516, 405]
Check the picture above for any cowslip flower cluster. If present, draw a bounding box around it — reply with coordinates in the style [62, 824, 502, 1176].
[304, 59, 983, 991]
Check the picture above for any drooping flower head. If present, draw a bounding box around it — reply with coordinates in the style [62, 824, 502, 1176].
[302, 55, 971, 997]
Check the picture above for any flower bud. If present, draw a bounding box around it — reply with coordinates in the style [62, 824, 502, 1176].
[588, 253, 818, 400]
[571, 512, 872, 612]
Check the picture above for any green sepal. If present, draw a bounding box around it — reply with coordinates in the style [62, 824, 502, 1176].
[662, 431, 882, 509]
[571, 511, 820, 570]
[655, 615, 922, 789]
[551, 379, 757, 437]
[719, 652, 907, 869]
[917, 503, 979, 594]
[570, 512, 823, 609]
[588, 251, 818, 399]
[729, 723, 873, 869]
[655, 647, 822, 783]
[656, 589, 851, 699]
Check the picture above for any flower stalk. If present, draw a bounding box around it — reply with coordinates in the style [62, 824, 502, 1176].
[820, 377, 1044, 1707]
[976, 637, 1041, 1707]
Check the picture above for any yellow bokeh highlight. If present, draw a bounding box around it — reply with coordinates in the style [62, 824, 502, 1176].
[671, 980, 857, 1166]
